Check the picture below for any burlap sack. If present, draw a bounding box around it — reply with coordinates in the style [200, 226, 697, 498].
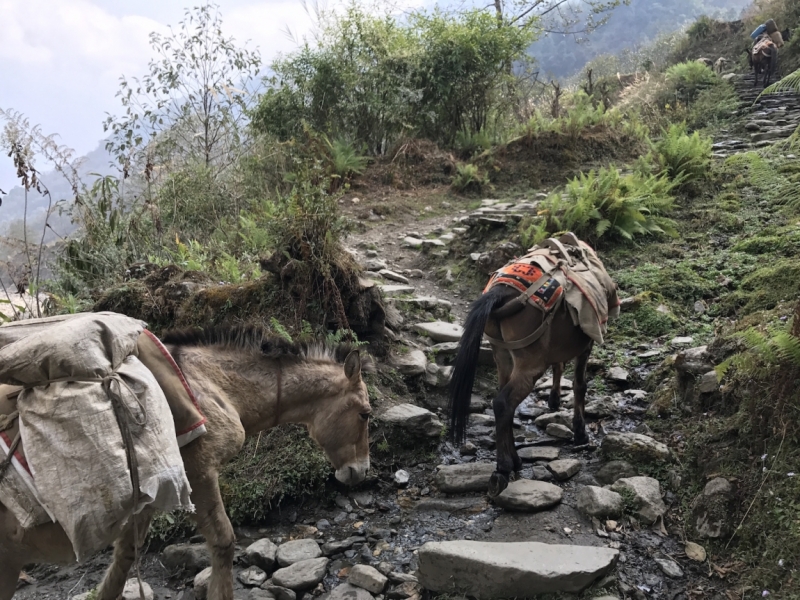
[0, 313, 194, 561]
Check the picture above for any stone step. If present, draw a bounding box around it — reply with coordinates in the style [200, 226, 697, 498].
[418, 541, 619, 598]
[378, 285, 416, 297]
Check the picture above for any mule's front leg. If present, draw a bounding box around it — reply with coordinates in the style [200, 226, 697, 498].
[490, 386, 515, 498]
[572, 345, 593, 446]
[548, 363, 564, 411]
[96, 511, 154, 600]
[192, 474, 236, 600]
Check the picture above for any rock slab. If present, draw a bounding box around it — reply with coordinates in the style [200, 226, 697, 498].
[611, 477, 666, 524]
[329, 583, 376, 600]
[414, 321, 464, 343]
[276, 539, 322, 567]
[577, 486, 623, 519]
[547, 459, 582, 481]
[418, 541, 618, 597]
[245, 539, 278, 572]
[518, 446, 560, 462]
[348, 564, 388, 594]
[272, 557, 329, 591]
[494, 480, 563, 512]
[380, 403, 443, 438]
[435, 462, 495, 493]
[601, 432, 671, 463]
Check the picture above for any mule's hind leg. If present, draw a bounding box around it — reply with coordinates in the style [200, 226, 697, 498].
[0, 553, 23, 600]
[96, 510, 154, 600]
[572, 344, 593, 446]
[490, 366, 546, 498]
[191, 474, 236, 600]
[548, 362, 564, 411]
[490, 343, 521, 473]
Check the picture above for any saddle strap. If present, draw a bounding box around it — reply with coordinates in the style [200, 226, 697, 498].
[484, 297, 561, 350]
[492, 273, 553, 320]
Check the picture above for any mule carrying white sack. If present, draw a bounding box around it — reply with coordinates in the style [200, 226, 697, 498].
[0, 312, 194, 561]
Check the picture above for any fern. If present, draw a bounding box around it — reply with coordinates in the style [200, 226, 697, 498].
[521, 166, 677, 245]
[651, 122, 712, 185]
[451, 163, 488, 192]
[723, 152, 800, 210]
[270, 317, 294, 343]
[716, 320, 800, 382]
[759, 67, 800, 97]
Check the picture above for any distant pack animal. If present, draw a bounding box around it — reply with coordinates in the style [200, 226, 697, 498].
[448, 233, 619, 497]
[696, 57, 714, 68]
[749, 28, 791, 87]
[713, 57, 729, 74]
[0, 325, 372, 600]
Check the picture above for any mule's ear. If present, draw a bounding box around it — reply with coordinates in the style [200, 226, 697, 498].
[344, 350, 362, 382]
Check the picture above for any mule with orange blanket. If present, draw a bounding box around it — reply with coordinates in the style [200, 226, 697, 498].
[448, 233, 619, 497]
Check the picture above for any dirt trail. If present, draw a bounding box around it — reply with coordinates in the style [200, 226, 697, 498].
[13, 65, 800, 600]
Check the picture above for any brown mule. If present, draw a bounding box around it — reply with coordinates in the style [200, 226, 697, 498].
[448, 245, 617, 498]
[0, 327, 373, 600]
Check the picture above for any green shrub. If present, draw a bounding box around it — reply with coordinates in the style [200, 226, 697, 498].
[687, 82, 740, 129]
[522, 166, 677, 245]
[664, 61, 716, 103]
[451, 163, 488, 192]
[323, 135, 368, 192]
[686, 16, 713, 41]
[651, 122, 712, 186]
[454, 129, 493, 158]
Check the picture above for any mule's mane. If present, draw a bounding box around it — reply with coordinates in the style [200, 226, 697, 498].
[161, 325, 373, 370]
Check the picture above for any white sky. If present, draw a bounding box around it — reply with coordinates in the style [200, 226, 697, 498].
[0, 0, 342, 194]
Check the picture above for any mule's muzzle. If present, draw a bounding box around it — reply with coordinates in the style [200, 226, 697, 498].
[335, 459, 369, 486]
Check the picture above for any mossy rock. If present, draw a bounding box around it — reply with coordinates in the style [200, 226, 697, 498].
[720, 259, 800, 315]
[615, 300, 680, 339]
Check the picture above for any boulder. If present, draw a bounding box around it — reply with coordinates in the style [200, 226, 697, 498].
[475, 242, 522, 275]
[691, 477, 734, 539]
[534, 411, 573, 429]
[607, 367, 629, 383]
[547, 459, 582, 481]
[348, 564, 388, 594]
[121, 580, 154, 600]
[418, 541, 618, 597]
[611, 477, 666, 524]
[595, 460, 637, 485]
[390, 350, 428, 376]
[584, 398, 616, 418]
[162, 543, 210, 573]
[276, 539, 322, 567]
[414, 321, 463, 343]
[546, 423, 573, 439]
[494, 480, 563, 512]
[577, 486, 623, 519]
[424, 363, 453, 388]
[379, 404, 443, 438]
[517, 446, 560, 462]
[402, 237, 424, 249]
[601, 432, 671, 463]
[245, 539, 278, 572]
[329, 583, 375, 600]
[194, 567, 212, 600]
[434, 463, 495, 493]
[272, 557, 329, 591]
[238, 566, 268, 587]
[261, 587, 296, 600]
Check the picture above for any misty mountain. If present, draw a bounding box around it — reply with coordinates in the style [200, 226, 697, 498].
[529, 0, 753, 79]
[0, 140, 119, 241]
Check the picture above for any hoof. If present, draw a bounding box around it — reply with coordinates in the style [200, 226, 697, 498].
[488, 471, 510, 498]
[573, 432, 589, 446]
[548, 393, 561, 412]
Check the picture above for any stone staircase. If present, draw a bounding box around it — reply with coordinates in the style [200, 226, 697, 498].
[713, 72, 800, 158]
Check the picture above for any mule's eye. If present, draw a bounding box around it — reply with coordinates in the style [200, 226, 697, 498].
[360, 412, 371, 421]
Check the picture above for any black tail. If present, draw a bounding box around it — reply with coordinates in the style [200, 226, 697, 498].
[448, 286, 509, 445]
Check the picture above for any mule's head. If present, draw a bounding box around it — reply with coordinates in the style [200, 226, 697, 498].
[307, 350, 371, 486]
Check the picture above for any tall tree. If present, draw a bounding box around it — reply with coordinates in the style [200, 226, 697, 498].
[103, 2, 262, 177]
